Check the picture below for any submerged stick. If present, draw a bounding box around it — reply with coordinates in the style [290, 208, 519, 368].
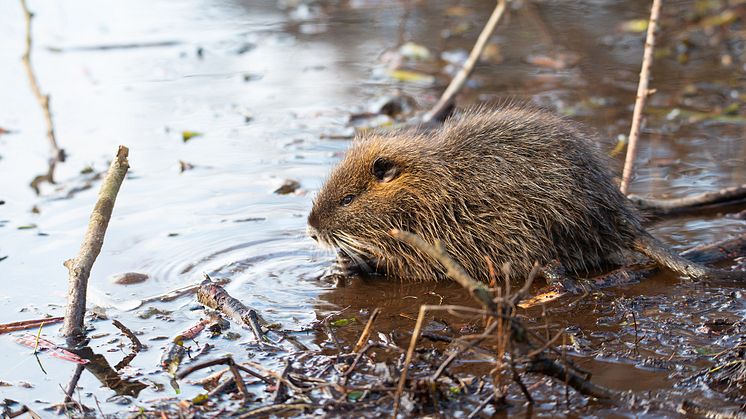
[197, 282, 268, 343]
[61, 146, 129, 340]
[196, 280, 308, 351]
[620, 0, 662, 194]
[0, 317, 63, 335]
[628, 183, 746, 216]
[520, 233, 746, 308]
[421, 0, 508, 123]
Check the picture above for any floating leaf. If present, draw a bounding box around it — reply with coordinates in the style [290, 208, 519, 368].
[609, 134, 627, 157]
[386, 69, 435, 85]
[17, 224, 37, 230]
[182, 131, 203, 142]
[620, 19, 648, 33]
[192, 393, 210, 405]
[330, 318, 357, 327]
[701, 10, 736, 28]
[518, 290, 563, 308]
[347, 390, 364, 401]
[398, 42, 431, 60]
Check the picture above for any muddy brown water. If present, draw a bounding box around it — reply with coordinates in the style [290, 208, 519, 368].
[0, 0, 744, 416]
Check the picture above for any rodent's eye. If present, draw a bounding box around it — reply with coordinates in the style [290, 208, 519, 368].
[340, 194, 356, 207]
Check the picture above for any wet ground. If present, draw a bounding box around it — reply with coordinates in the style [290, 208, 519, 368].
[0, 0, 745, 416]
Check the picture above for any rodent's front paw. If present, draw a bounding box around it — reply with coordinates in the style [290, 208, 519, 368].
[334, 251, 386, 277]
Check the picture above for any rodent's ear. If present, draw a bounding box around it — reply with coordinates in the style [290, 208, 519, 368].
[372, 157, 398, 183]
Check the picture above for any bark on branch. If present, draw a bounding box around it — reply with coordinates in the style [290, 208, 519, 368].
[61, 146, 130, 340]
[421, 0, 507, 123]
[620, 0, 662, 194]
[628, 183, 746, 216]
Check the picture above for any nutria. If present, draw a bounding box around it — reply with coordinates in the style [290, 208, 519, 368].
[308, 106, 743, 282]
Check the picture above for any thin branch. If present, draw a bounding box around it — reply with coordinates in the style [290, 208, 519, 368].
[431, 321, 500, 381]
[235, 403, 312, 419]
[620, 0, 662, 194]
[353, 308, 380, 353]
[421, 0, 508, 123]
[392, 304, 428, 418]
[0, 317, 64, 335]
[112, 319, 142, 353]
[61, 146, 130, 341]
[628, 183, 746, 216]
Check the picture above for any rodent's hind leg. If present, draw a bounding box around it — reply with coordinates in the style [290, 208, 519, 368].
[633, 233, 746, 281]
[538, 259, 588, 294]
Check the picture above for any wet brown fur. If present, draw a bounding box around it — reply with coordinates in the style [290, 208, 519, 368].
[308, 106, 646, 282]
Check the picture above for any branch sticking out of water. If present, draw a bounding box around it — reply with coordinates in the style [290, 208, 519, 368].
[628, 183, 746, 216]
[61, 146, 130, 341]
[420, 0, 508, 124]
[620, 0, 662, 194]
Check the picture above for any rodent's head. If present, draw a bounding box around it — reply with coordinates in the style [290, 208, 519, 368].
[308, 132, 434, 266]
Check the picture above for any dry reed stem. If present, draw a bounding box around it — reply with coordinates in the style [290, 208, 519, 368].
[620, 0, 662, 194]
[353, 307, 381, 353]
[392, 304, 428, 418]
[421, 0, 508, 123]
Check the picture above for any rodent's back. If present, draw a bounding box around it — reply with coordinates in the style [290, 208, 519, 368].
[309, 106, 643, 281]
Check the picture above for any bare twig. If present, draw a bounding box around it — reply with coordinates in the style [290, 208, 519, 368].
[61, 146, 130, 341]
[342, 342, 388, 386]
[628, 183, 746, 216]
[228, 363, 250, 403]
[353, 308, 380, 353]
[112, 319, 142, 352]
[236, 403, 312, 418]
[467, 393, 496, 419]
[392, 304, 428, 418]
[0, 316, 64, 335]
[197, 281, 308, 351]
[421, 0, 508, 123]
[112, 319, 143, 370]
[234, 363, 273, 385]
[431, 321, 500, 381]
[620, 0, 662, 194]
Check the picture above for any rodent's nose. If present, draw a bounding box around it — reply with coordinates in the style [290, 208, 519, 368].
[308, 210, 320, 230]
